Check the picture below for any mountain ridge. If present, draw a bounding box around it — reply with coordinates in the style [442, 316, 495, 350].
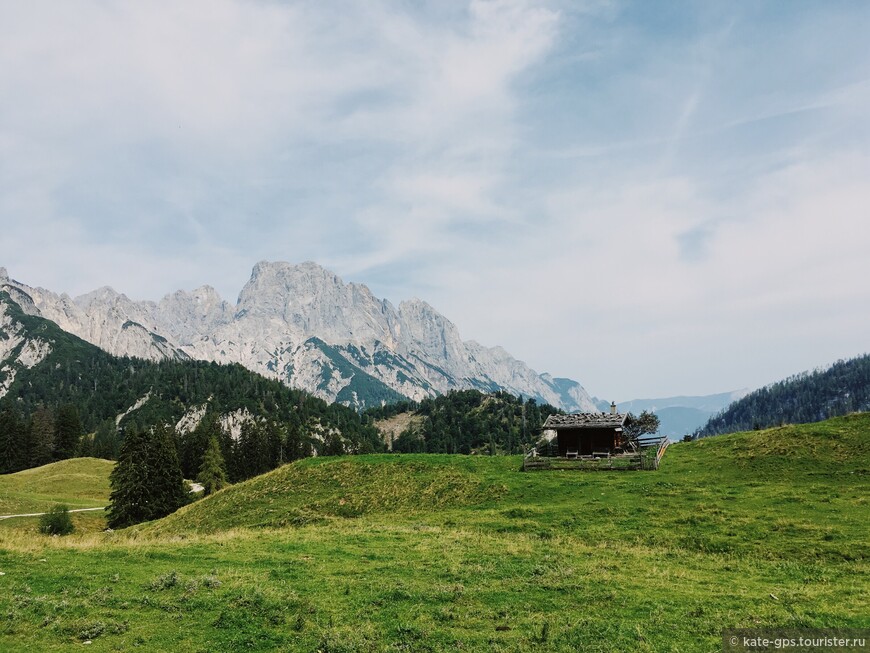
[695, 354, 870, 437]
[0, 262, 597, 411]
[0, 289, 385, 475]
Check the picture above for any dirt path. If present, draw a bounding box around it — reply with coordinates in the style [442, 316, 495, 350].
[0, 485, 202, 520]
[0, 507, 106, 520]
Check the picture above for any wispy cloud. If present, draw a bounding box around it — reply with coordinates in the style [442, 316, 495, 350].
[0, 0, 868, 398]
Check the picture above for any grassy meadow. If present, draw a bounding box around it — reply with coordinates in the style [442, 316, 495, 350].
[0, 415, 868, 651]
[0, 457, 112, 516]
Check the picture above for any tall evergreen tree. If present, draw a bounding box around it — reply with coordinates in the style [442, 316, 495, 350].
[54, 404, 83, 460]
[107, 423, 187, 529]
[92, 420, 119, 460]
[29, 406, 55, 467]
[0, 405, 26, 473]
[179, 413, 222, 479]
[107, 426, 148, 528]
[197, 435, 228, 495]
[149, 423, 187, 514]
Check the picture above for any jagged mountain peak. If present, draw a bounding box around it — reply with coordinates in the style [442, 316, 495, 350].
[241, 260, 347, 306]
[0, 267, 8, 281]
[248, 260, 341, 288]
[398, 296, 438, 311]
[156, 285, 232, 344]
[397, 298, 457, 329]
[235, 261, 391, 346]
[161, 284, 226, 307]
[74, 286, 125, 309]
[192, 284, 222, 300]
[0, 262, 598, 411]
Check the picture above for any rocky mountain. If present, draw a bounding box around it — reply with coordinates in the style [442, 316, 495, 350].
[0, 288, 53, 398]
[0, 288, 383, 458]
[0, 263, 597, 411]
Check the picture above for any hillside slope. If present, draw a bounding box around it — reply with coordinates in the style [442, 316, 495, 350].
[696, 354, 870, 436]
[1, 415, 867, 652]
[146, 455, 508, 535]
[145, 413, 870, 561]
[0, 457, 112, 515]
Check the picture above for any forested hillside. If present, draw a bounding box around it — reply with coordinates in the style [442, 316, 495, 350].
[695, 354, 870, 437]
[366, 389, 562, 454]
[0, 292, 384, 479]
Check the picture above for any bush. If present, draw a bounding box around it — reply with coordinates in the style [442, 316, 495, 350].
[39, 504, 74, 536]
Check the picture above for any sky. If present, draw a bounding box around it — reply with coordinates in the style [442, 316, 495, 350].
[1, 1, 869, 402]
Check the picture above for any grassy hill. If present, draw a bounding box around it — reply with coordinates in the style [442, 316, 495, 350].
[145, 456, 508, 535]
[148, 413, 870, 561]
[0, 458, 112, 515]
[0, 416, 868, 651]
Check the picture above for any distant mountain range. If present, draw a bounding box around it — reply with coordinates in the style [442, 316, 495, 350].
[588, 391, 750, 438]
[620, 391, 750, 438]
[0, 263, 597, 412]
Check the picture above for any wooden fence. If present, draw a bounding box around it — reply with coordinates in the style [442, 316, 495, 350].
[523, 438, 670, 472]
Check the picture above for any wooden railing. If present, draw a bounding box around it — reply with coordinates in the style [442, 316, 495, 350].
[523, 438, 670, 472]
[653, 438, 670, 469]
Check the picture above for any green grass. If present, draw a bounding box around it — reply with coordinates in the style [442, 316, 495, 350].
[1, 415, 868, 651]
[0, 458, 112, 515]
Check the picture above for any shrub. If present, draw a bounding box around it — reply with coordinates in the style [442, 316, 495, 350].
[39, 504, 74, 536]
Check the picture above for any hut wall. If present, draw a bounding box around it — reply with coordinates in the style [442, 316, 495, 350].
[556, 428, 619, 455]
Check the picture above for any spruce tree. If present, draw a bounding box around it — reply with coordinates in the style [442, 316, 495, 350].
[29, 406, 55, 467]
[107, 426, 148, 528]
[92, 420, 119, 460]
[107, 423, 186, 529]
[0, 405, 25, 473]
[149, 423, 187, 515]
[197, 435, 228, 495]
[54, 404, 83, 460]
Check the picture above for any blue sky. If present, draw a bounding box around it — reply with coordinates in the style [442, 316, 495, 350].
[1, 0, 868, 401]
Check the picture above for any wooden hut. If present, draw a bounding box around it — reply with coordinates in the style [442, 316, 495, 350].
[542, 409, 628, 458]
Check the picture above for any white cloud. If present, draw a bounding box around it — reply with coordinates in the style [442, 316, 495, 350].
[1, 0, 868, 400]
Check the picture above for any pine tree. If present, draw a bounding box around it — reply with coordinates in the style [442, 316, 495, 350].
[107, 423, 187, 529]
[92, 420, 119, 460]
[54, 404, 83, 460]
[197, 435, 228, 495]
[29, 406, 55, 467]
[107, 426, 148, 528]
[0, 405, 25, 473]
[149, 423, 187, 515]
[179, 413, 221, 478]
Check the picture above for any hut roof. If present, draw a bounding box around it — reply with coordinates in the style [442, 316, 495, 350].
[543, 413, 627, 429]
